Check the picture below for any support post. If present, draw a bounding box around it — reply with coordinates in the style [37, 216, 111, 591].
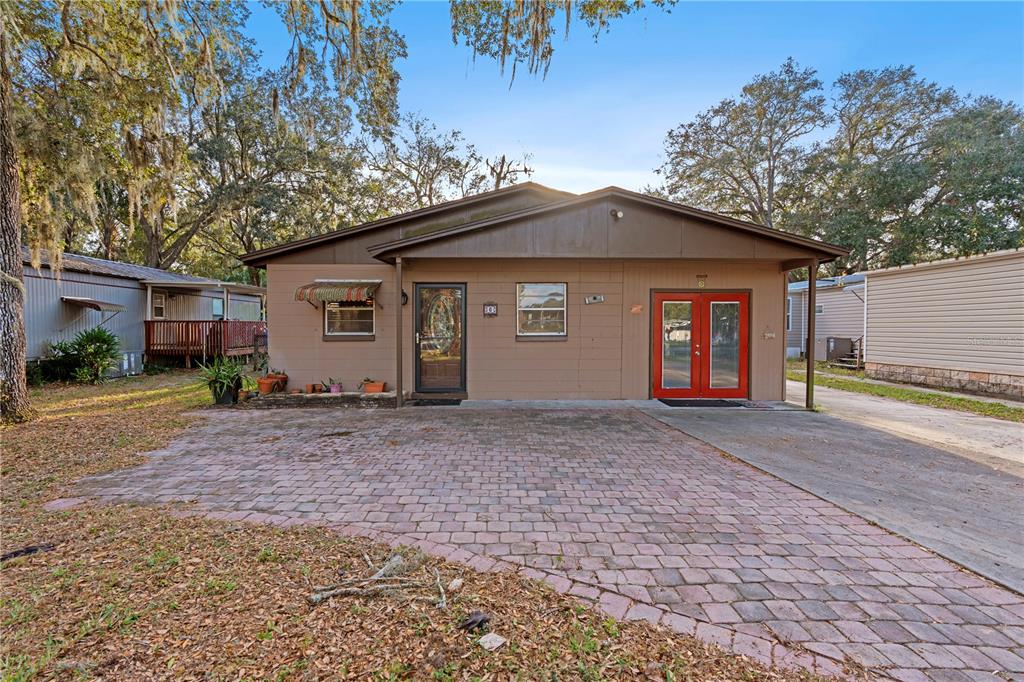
[805, 260, 818, 409]
[145, 284, 152, 321]
[395, 257, 403, 408]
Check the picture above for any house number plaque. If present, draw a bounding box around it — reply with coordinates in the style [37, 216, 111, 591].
[483, 302, 498, 317]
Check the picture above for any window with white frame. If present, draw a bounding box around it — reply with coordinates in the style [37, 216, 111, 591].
[786, 297, 792, 331]
[516, 283, 567, 336]
[324, 300, 375, 336]
[815, 304, 824, 315]
[152, 292, 166, 319]
[212, 297, 224, 320]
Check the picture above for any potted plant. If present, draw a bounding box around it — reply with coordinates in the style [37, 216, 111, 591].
[359, 377, 386, 394]
[238, 376, 257, 401]
[257, 374, 278, 395]
[198, 357, 244, 405]
[323, 378, 342, 394]
[267, 368, 288, 392]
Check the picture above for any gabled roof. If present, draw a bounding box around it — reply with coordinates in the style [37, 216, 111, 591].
[240, 181, 574, 265]
[367, 187, 849, 261]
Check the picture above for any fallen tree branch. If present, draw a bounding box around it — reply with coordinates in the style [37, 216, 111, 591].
[433, 568, 447, 610]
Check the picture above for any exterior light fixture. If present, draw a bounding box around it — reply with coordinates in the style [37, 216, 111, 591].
[610, 209, 624, 220]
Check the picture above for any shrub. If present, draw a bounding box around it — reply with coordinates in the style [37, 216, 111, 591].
[69, 327, 121, 383]
[41, 327, 121, 384]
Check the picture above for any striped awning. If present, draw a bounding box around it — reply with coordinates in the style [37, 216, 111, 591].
[61, 296, 126, 312]
[294, 279, 382, 303]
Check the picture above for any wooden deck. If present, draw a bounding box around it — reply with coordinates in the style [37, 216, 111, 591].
[145, 320, 267, 364]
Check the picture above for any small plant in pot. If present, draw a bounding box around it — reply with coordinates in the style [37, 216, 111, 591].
[267, 368, 288, 392]
[238, 376, 257, 401]
[198, 357, 244, 405]
[359, 377, 386, 394]
[323, 378, 342, 394]
[257, 374, 279, 395]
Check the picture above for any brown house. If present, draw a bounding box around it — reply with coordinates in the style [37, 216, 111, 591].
[241, 183, 847, 405]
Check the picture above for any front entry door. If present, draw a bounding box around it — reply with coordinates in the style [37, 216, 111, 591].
[415, 284, 466, 393]
[652, 292, 749, 399]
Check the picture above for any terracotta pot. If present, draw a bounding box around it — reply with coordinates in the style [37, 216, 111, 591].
[256, 377, 278, 395]
[305, 383, 315, 394]
[238, 390, 249, 401]
[289, 388, 301, 395]
[362, 381, 386, 394]
[269, 374, 288, 392]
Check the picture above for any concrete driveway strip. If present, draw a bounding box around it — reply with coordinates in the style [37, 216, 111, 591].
[642, 406, 1024, 594]
[786, 380, 1024, 472]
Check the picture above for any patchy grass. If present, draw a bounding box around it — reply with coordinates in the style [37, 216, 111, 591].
[1, 373, 832, 680]
[786, 358, 865, 379]
[787, 369, 1024, 423]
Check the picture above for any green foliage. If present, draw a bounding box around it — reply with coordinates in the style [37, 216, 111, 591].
[659, 61, 1024, 272]
[69, 327, 121, 383]
[196, 357, 244, 396]
[40, 328, 120, 384]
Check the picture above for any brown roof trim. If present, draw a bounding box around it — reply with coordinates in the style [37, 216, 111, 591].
[367, 186, 850, 261]
[240, 182, 574, 266]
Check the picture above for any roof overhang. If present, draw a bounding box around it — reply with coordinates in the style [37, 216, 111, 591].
[141, 279, 265, 295]
[60, 296, 126, 312]
[294, 279, 382, 303]
[367, 188, 850, 263]
[240, 182, 575, 267]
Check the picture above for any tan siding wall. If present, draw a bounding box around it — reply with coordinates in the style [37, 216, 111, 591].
[267, 263, 397, 391]
[812, 286, 865, 344]
[866, 251, 1024, 376]
[268, 259, 788, 400]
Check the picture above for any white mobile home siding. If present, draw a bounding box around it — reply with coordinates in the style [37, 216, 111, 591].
[865, 250, 1024, 396]
[24, 266, 263, 361]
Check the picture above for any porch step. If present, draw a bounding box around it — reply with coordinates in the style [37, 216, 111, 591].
[410, 392, 468, 401]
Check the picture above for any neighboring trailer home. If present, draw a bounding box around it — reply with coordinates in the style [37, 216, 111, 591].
[23, 248, 266, 375]
[786, 274, 866, 359]
[864, 249, 1024, 400]
[241, 183, 847, 404]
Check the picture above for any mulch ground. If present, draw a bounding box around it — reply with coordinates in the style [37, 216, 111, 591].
[1, 372, 826, 680]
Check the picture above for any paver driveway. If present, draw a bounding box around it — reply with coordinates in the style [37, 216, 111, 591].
[76, 408, 1024, 681]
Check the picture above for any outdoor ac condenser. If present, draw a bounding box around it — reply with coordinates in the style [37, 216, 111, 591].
[826, 337, 854, 361]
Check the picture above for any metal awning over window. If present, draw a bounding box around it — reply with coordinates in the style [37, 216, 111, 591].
[294, 279, 382, 303]
[61, 296, 126, 312]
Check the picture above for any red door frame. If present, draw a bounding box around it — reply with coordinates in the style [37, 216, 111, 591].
[651, 291, 750, 399]
[652, 292, 701, 398]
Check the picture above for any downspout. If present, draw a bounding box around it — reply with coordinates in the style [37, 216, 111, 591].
[805, 260, 818, 410]
[862, 275, 868, 366]
[395, 256, 403, 408]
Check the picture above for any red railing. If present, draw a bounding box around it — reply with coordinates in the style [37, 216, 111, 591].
[145, 320, 267, 361]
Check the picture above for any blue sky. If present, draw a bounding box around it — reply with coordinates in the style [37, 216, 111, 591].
[247, 1, 1024, 194]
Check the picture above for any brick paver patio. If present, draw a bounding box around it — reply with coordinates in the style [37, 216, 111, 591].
[73, 408, 1024, 680]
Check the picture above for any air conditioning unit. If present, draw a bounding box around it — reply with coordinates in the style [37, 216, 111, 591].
[826, 337, 853, 362]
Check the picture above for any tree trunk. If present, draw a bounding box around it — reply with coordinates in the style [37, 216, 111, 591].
[0, 28, 32, 422]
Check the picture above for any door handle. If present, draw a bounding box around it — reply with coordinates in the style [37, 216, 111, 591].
[415, 332, 421, 344]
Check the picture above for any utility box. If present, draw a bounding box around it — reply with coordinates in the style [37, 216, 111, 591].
[826, 337, 853, 361]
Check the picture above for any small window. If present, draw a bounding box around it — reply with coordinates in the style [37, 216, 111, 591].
[152, 292, 166, 319]
[324, 300, 374, 336]
[212, 298, 224, 321]
[517, 283, 567, 336]
[786, 297, 792, 331]
[815, 304, 824, 315]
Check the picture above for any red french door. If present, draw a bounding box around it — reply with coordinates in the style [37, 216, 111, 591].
[652, 292, 749, 399]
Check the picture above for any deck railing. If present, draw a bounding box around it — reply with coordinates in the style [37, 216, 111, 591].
[145, 320, 267, 362]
